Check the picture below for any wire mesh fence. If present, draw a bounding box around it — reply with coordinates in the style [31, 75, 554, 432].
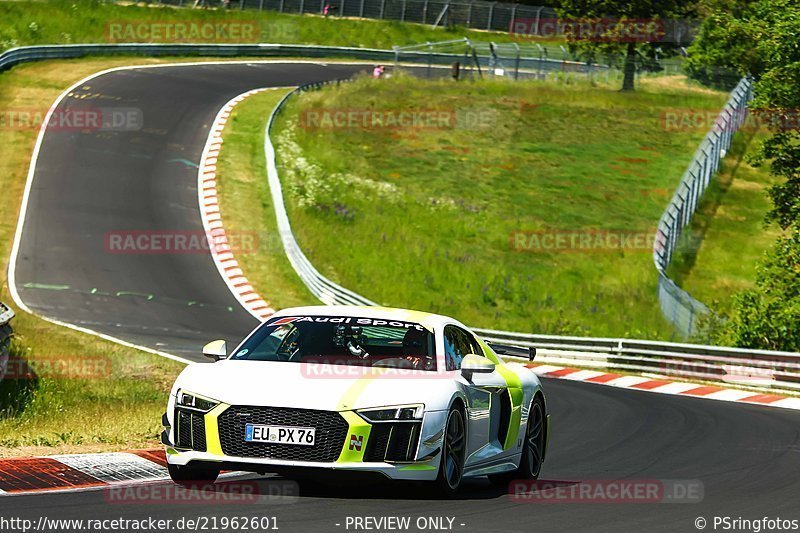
[149, 0, 558, 33]
[653, 77, 753, 337]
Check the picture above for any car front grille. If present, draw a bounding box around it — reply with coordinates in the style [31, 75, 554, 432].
[364, 422, 422, 462]
[174, 408, 207, 452]
[218, 406, 348, 462]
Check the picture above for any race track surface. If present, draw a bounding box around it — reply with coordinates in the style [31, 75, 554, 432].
[7, 62, 800, 532]
[12, 62, 366, 359]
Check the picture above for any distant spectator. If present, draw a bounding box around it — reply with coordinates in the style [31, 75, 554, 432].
[372, 65, 385, 78]
[323, 3, 330, 16]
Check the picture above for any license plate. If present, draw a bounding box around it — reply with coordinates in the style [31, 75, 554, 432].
[244, 424, 316, 446]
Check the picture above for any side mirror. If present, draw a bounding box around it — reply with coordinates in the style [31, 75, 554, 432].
[202, 340, 227, 362]
[461, 354, 495, 379]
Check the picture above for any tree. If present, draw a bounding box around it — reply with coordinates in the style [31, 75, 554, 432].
[557, 0, 695, 91]
[687, 0, 800, 350]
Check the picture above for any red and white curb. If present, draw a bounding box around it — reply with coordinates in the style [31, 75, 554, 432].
[198, 88, 278, 322]
[525, 363, 800, 411]
[0, 449, 168, 495]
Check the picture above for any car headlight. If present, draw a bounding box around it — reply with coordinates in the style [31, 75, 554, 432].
[175, 390, 219, 412]
[357, 404, 424, 423]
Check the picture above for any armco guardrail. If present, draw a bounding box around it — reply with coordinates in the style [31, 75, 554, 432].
[264, 79, 799, 396]
[0, 302, 15, 383]
[653, 78, 753, 337]
[0, 43, 396, 73]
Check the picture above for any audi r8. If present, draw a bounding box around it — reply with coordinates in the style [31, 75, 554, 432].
[162, 305, 549, 494]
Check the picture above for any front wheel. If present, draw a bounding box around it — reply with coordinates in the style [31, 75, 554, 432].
[489, 395, 545, 486]
[168, 462, 220, 486]
[434, 406, 467, 497]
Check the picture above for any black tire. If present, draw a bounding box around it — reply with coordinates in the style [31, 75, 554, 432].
[168, 463, 220, 486]
[434, 405, 467, 496]
[488, 395, 546, 486]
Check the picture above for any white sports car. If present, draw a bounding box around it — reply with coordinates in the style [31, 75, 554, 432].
[162, 305, 549, 493]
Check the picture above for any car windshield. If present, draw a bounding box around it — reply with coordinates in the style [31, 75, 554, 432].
[230, 316, 437, 371]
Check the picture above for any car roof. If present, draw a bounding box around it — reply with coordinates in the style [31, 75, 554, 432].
[270, 305, 457, 331]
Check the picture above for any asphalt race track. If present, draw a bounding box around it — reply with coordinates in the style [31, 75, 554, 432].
[7, 62, 800, 532]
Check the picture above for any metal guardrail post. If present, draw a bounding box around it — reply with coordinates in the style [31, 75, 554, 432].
[487, 2, 496, 30]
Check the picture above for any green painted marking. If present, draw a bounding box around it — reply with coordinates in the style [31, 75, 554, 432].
[23, 283, 70, 290]
[168, 158, 199, 169]
[116, 291, 154, 301]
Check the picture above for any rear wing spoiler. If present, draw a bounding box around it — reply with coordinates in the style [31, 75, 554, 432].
[486, 341, 536, 361]
[0, 302, 13, 328]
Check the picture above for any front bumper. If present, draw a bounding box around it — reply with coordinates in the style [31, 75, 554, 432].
[163, 404, 446, 481]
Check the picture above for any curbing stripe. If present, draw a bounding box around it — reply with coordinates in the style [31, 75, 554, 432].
[195, 88, 289, 322]
[526, 363, 800, 411]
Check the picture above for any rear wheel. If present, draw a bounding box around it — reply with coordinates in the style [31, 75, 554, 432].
[434, 406, 466, 496]
[168, 463, 220, 486]
[489, 396, 545, 486]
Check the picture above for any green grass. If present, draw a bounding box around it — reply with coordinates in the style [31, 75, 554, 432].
[668, 128, 780, 314]
[0, 0, 549, 52]
[210, 73, 771, 340]
[0, 58, 241, 456]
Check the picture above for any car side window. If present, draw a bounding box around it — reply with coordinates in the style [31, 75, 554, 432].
[444, 325, 466, 371]
[461, 329, 484, 357]
[444, 326, 484, 370]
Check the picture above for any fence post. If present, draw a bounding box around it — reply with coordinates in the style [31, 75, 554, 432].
[379, 0, 385, 18]
[342, 0, 347, 16]
[510, 4, 517, 31]
[280, 0, 285, 12]
[423, 0, 429, 24]
[467, 0, 473, 27]
[240, 0, 244, 10]
[401, 0, 406, 22]
[299, 0, 305, 13]
[487, 2, 496, 30]
[260, 0, 264, 10]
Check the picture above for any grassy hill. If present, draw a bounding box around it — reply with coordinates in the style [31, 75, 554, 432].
[214, 74, 774, 340]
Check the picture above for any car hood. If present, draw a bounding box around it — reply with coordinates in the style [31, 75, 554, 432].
[172, 360, 455, 412]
